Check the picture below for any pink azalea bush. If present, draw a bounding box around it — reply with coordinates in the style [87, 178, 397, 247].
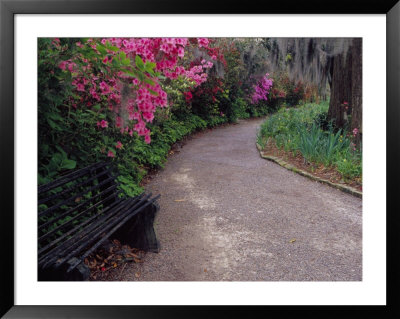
[56, 37, 215, 160]
[250, 73, 274, 104]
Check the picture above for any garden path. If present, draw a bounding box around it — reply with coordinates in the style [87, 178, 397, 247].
[111, 118, 362, 281]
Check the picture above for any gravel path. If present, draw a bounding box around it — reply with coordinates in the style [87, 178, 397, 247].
[111, 118, 362, 281]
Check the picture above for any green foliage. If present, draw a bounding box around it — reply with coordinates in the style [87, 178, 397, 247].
[230, 96, 250, 121]
[258, 102, 362, 180]
[336, 152, 362, 180]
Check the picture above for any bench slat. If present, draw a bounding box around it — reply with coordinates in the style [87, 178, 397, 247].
[38, 197, 131, 267]
[38, 162, 108, 194]
[66, 194, 161, 273]
[38, 184, 118, 234]
[39, 194, 148, 268]
[39, 175, 116, 218]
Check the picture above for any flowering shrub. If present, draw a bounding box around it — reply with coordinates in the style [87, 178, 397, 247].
[38, 38, 215, 188]
[250, 73, 273, 104]
[57, 37, 214, 148]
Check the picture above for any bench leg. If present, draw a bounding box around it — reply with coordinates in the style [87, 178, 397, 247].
[38, 257, 90, 281]
[113, 201, 160, 253]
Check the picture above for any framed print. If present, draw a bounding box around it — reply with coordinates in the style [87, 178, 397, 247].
[1, 0, 399, 318]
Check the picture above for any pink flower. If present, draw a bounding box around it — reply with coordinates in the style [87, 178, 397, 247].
[116, 141, 123, 149]
[197, 38, 209, 48]
[250, 73, 273, 104]
[116, 116, 123, 128]
[100, 81, 110, 94]
[76, 83, 85, 92]
[352, 128, 359, 136]
[107, 150, 115, 158]
[59, 61, 67, 70]
[142, 112, 154, 122]
[97, 120, 108, 128]
[132, 78, 140, 85]
[177, 47, 185, 58]
[144, 135, 151, 144]
[184, 91, 192, 102]
[67, 63, 75, 72]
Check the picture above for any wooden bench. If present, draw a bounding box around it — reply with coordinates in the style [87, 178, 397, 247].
[38, 162, 160, 281]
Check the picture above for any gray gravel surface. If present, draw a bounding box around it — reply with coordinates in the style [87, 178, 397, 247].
[108, 118, 362, 281]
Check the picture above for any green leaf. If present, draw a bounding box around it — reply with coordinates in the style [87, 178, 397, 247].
[119, 51, 126, 60]
[145, 61, 156, 72]
[124, 69, 139, 78]
[108, 45, 120, 52]
[148, 89, 159, 96]
[55, 145, 67, 157]
[92, 104, 101, 111]
[112, 58, 119, 66]
[47, 118, 61, 130]
[135, 55, 145, 70]
[96, 44, 107, 55]
[48, 112, 63, 121]
[122, 58, 131, 66]
[143, 77, 155, 86]
[61, 159, 77, 170]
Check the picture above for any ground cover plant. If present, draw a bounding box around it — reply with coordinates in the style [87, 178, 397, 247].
[257, 102, 362, 184]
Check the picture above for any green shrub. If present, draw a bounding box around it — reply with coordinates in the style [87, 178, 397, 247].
[258, 102, 362, 180]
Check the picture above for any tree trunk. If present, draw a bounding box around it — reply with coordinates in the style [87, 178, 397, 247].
[351, 38, 362, 145]
[328, 48, 353, 129]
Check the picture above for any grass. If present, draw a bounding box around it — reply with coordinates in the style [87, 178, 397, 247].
[257, 102, 362, 181]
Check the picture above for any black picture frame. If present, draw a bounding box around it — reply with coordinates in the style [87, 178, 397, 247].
[1, 0, 399, 318]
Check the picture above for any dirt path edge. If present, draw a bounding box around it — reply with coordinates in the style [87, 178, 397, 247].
[256, 143, 362, 198]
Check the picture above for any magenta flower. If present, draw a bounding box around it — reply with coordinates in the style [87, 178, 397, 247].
[197, 38, 209, 48]
[116, 141, 123, 149]
[59, 61, 67, 70]
[76, 83, 85, 92]
[144, 135, 151, 144]
[250, 73, 273, 104]
[97, 120, 108, 128]
[99, 81, 110, 94]
[142, 112, 154, 123]
[107, 150, 115, 158]
[177, 47, 185, 58]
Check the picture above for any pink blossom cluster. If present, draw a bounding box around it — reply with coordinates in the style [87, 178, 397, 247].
[61, 37, 213, 147]
[186, 59, 214, 86]
[250, 73, 274, 104]
[197, 38, 209, 48]
[59, 60, 77, 72]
